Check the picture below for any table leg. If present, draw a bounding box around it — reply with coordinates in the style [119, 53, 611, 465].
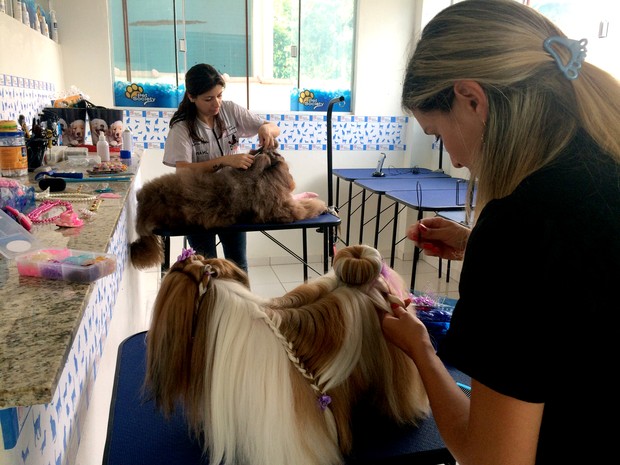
[373, 194, 382, 248]
[359, 189, 367, 244]
[389, 201, 399, 267]
[346, 181, 353, 246]
[161, 235, 171, 277]
[303, 229, 308, 282]
[409, 210, 423, 291]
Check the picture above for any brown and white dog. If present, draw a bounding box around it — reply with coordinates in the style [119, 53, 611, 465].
[144, 244, 430, 465]
[130, 150, 328, 269]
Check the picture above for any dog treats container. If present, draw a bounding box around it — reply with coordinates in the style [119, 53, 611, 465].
[0, 120, 28, 177]
[0, 208, 117, 283]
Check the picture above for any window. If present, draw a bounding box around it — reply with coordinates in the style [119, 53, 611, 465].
[110, 0, 354, 112]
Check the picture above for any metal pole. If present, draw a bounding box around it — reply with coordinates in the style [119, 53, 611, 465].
[326, 95, 344, 207]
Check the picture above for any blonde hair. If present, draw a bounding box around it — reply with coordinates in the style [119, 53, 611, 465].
[402, 0, 620, 218]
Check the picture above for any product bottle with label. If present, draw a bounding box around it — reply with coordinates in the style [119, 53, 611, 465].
[0, 120, 28, 177]
[97, 131, 110, 162]
[50, 9, 58, 42]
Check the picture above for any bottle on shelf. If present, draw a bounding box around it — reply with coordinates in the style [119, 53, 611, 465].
[50, 9, 58, 42]
[21, 1, 28, 26]
[97, 131, 110, 162]
[12, 0, 21, 22]
[121, 127, 133, 153]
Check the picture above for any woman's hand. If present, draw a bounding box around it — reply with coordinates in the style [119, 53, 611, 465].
[224, 153, 255, 170]
[258, 122, 281, 150]
[407, 216, 470, 261]
[381, 301, 431, 360]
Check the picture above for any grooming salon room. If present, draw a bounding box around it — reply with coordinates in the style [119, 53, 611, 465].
[1, 1, 619, 465]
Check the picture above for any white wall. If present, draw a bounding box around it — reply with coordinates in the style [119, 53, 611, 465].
[0, 12, 63, 89]
[53, 0, 114, 106]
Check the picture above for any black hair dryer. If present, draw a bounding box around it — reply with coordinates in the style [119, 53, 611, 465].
[372, 152, 386, 177]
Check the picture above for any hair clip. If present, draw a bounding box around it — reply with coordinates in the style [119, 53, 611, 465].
[177, 247, 196, 262]
[543, 36, 587, 80]
[318, 394, 332, 411]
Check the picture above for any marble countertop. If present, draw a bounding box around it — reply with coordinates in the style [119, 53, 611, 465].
[0, 164, 138, 408]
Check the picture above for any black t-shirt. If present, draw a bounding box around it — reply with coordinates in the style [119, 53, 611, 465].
[437, 131, 620, 464]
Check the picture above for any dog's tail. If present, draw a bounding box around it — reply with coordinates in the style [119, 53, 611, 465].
[130, 235, 164, 270]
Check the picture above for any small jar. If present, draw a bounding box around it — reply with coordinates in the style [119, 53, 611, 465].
[119, 149, 132, 167]
[0, 121, 28, 177]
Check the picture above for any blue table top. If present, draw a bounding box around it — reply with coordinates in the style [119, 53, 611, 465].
[153, 212, 341, 237]
[354, 177, 469, 194]
[386, 189, 473, 211]
[332, 167, 448, 181]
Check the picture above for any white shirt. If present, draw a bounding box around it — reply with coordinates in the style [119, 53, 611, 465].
[163, 100, 266, 167]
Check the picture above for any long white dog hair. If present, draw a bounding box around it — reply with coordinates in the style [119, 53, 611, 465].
[145, 244, 429, 465]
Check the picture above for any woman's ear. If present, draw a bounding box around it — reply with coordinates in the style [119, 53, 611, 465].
[453, 80, 488, 121]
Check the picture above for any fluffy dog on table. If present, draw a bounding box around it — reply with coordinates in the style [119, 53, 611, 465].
[130, 149, 327, 269]
[144, 244, 430, 465]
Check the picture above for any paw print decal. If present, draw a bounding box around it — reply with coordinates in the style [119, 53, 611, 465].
[298, 89, 315, 105]
[125, 83, 144, 99]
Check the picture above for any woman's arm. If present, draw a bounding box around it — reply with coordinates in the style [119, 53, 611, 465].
[176, 153, 255, 172]
[381, 304, 543, 465]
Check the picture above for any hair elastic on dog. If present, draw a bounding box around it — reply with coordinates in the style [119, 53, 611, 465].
[543, 36, 587, 80]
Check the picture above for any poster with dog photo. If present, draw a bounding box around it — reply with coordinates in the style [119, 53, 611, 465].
[44, 108, 88, 146]
[87, 108, 124, 147]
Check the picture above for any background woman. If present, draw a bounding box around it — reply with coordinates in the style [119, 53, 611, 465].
[163, 63, 280, 273]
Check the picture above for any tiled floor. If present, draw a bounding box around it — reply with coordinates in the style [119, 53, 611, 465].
[74, 252, 459, 465]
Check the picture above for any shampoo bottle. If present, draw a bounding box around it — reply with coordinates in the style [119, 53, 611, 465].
[50, 9, 58, 42]
[97, 131, 110, 162]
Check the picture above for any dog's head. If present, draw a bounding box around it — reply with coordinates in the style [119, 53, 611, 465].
[90, 119, 108, 142]
[145, 253, 250, 414]
[248, 149, 296, 192]
[109, 120, 124, 143]
[69, 119, 85, 141]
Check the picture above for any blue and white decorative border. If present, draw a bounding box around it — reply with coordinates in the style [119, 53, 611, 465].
[1, 74, 409, 153]
[125, 109, 408, 151]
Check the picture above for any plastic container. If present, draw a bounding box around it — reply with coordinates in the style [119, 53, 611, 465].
[16, 248, 117, 282]
[0, 120, 28, 177]
[0, 208, 117, 283]
[122, 127, 133, 153]
[97, 131, 110, 162]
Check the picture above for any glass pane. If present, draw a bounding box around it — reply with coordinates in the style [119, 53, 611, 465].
[111, 0, 180, 107]
[294, 0, 353, 112]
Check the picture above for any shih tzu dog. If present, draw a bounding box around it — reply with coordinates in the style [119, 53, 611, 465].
[130, 149, 328, 269]
[144, 244, 430, 465]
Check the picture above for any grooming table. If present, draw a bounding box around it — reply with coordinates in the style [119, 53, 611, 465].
[332, 168, 449, 247]
[352, 177, 468, 249]
[103, 331, 470, 465]
[154, 212, 341, 281]
[385, 188, 475, 291]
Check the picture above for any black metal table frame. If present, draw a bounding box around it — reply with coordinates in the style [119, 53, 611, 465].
[154, 212, 341, 281]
